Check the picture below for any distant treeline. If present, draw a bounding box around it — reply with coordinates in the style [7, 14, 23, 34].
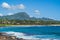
[0, 19, 60, 25]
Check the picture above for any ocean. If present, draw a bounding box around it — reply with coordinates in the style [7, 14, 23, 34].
[0, 26, 60, 40]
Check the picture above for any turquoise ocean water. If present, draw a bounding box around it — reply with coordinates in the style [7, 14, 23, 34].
[0, 26, 60, 39]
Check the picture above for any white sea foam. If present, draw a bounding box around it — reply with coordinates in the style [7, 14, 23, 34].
[5, 31, 25, 36]
[2, 31, 60, 40]
[4, 31, 39, 39]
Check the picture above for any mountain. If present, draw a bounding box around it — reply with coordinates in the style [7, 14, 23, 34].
[0, 12, 30, 20]
[40, 17, 54, 21]
[0, 12, 54, 21]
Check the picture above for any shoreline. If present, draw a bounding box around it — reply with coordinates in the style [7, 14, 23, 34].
[0, 32, 60, 40]
[5, 24, 60, 26]
[1, 24, 60, 26]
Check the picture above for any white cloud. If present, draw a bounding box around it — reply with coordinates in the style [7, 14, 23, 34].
[1, 2, 25, 10]
[34, 10, 40, 14]
[0, 13, 3, 16]
[8, 13, 13, 15]
[18, 4, 25, 9]
[30, 15, 33, 17]
[2, 2, 11, 9]
[34, 10, 40, 18]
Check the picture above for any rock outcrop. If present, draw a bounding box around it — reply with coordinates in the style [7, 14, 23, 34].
[0, 33, 24, 40]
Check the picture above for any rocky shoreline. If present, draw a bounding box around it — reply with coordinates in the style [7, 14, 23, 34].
[0, 33, 40, 40]
[0, 33, 60, 40]
[0, 33, 25, 40]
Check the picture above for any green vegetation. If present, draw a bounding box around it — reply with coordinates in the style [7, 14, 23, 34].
[0, 19, 60, 26]
[0, 12, 60, 26]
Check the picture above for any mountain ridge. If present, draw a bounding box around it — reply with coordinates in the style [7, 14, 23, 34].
[0, 12, 54, 21]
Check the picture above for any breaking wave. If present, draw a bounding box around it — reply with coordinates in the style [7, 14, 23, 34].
[0, 26, 60, 40]
[1, 31, 59, 40]
[3, 31, 40, 39]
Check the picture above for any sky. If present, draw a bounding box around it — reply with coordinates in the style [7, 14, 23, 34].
[0, 0, 60, 20]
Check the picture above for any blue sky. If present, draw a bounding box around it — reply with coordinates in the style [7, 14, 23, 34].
[0, 0, 60, 20]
